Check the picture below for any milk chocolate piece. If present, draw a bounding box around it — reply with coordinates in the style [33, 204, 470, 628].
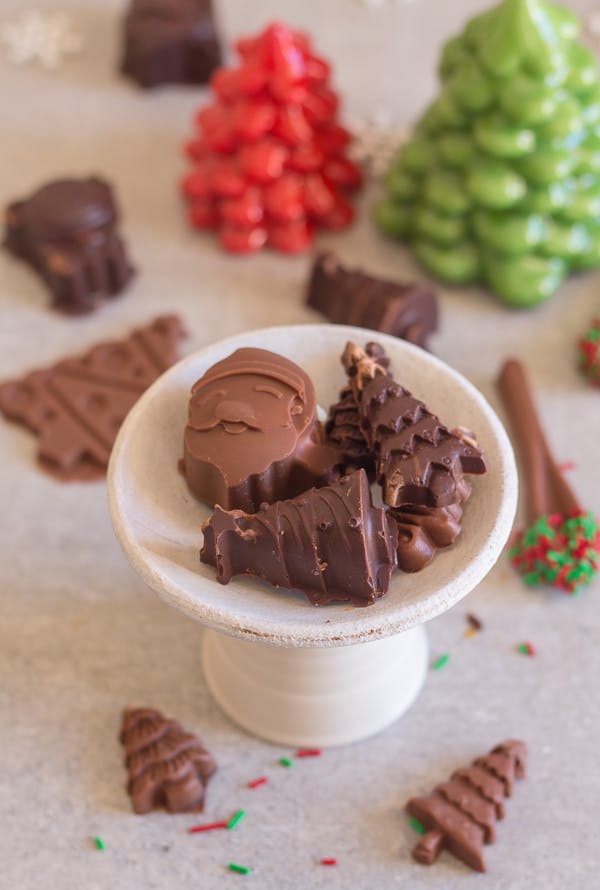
[307, 253, 438, 349]
[406, 739, 527, 872]
[343, 342, 486, 508]
[201, 470, 398, 606]
[4, 178, 134, 314]
[183, 347, 343, 512]
[121, 0, 221, 88]
[392, 497, 467, 573]
[0, 315, 185, 480]
[120, 706, 216, 815]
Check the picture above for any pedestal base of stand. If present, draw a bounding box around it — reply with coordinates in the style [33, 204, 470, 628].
[202, 626, 428, 747]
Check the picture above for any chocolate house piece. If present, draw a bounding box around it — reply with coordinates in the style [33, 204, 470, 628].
[121, 0, 222, 88]
[307, 253, 438, 349]
[342, 342, 486, 508]
[3, 177, 134, 315]
[201, 470, 399, 606]
[120, 707, 217, 814]
[182, 347, 343, 512]
[407, 740, 527, 872]
[0, 315, 186, 480]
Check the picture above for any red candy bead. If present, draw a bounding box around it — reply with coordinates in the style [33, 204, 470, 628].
[182, 21, 362, 254]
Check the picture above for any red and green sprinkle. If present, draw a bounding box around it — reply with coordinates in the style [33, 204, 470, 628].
[578, 318, 600, 386]
[509, 511, 600, 594]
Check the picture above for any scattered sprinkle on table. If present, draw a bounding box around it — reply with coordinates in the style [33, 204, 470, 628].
[296, 748, 322, 758]
[247, 776, 268, 789]
[228, 863, 252, 875]
[467, 613, 483, 631]
[465, 627, 478, 640]
[518, 641, 537, 657]
[321, 857, 338, 866]
[431, 653, 450, 671]
[227, 809, 246, 831]
[188, 821, 228, 834]
[93, 837, 105, 851]
[279, 756, 294, 767]
[408, 816, 426, 836]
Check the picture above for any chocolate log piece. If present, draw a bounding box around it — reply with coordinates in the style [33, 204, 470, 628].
[0, 315, 186, 480]
[121, 0, 221, 88]
[325, 341, 391, 476]
[343, 342, 486, 508]
[406, 739, 527, 872]
[120, 706, 216, 815]
[183, 347, 343, 513]
[3, 178, 134, 315]
[201, 470, 399, 606]
[306, 253, 438, 349]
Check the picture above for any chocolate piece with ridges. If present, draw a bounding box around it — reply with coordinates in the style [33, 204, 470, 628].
[120, 706, 216, 814]
[121, 0, 222, 88]
[307, 253, 438, 349]
[343, 342, 486, 508]
[4, 178, 134, 314]
[183, 347, 343, 512]
[0, 315, 186, 480]
[392, 500, 466, 573]
[406, 739, 527, 872]
[201, 470, 398, 606]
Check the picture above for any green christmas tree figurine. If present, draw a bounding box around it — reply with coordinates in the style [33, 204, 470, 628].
[376, 0, 600, 307]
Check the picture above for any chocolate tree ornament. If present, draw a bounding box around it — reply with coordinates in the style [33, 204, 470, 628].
[498, 359, 600, 593]
[120, 707, 216, 814]
[181, 22, 362, 254]
[121, 0, 222, 89]
[182, 347, 343, 512]
[578, 317, 600, 386]
[306, 253, 438, 349]
[376, 0, 600, 307]
[4, 177, 134, 314]
[201, 470, 398, 606]
[342, 342, 486, 508]
[407, 739, 527, 872]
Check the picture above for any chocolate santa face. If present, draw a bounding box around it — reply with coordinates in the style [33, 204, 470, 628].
[183, 348, 340, 511]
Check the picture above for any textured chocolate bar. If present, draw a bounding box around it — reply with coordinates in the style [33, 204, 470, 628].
[307, 253, 438, 349]
[407, 740, 527, 872]
[201, 470, 398, 606]
[120, 706, 216, 814]
[0, 315, 186, 480]
[183, 347, 343, 512]
[121, 0, 222, 88]
[4, 178, 134, 314]
[342, 342, 486, 508]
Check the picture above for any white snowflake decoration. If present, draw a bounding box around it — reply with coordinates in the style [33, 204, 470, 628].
[348, 112, 410, 179]
[0, 11, 82, 71]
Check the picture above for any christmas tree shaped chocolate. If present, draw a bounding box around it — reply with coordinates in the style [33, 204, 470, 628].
[342, 342, 486, 508]
[120, 707, 217, 814]
[201, 470, 398, 606]
[182, 22, 362, 254]
[376, 0, 600, 307]
[407, 740, 527, 872]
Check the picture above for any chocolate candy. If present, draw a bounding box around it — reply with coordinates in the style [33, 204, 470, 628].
[392, 496, 467, 574]
[120, 706, 216, 814]
[307, 253, 438, 349]
[181, 22, 362, 254]
[4, 177, 134, 314]
[121, 0, 221, 88]
[343, 342, 486, 508]
[201, 470, 398, 606]
[182, 347, 343, 512]
[0, 315, 186, 480]
[407, 740, 527, 872]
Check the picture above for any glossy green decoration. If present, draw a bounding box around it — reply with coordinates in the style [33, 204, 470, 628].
[376, 0, 600, 307]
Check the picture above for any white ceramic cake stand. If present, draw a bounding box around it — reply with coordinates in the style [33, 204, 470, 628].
[108, 324, 517, 747]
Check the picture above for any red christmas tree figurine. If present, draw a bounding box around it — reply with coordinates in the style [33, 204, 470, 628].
[181, 22, 362, 254]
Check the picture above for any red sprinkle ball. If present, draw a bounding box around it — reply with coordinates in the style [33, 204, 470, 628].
[509, 510, 600, 594]
[321, 858, 338, 866]
[578, 318, 600, 387]
[181, 21, 362, 254]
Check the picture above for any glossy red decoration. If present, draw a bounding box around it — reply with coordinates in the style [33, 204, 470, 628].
[181, 22, 362, 254]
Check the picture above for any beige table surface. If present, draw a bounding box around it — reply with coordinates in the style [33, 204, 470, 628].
[1, 0, 599, 887]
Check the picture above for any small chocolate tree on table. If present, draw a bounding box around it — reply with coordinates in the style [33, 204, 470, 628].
[498, 359, 600, 592]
